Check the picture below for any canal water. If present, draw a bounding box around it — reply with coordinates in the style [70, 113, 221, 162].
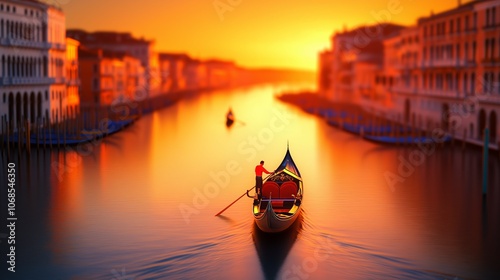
[1, 83, 500, 280]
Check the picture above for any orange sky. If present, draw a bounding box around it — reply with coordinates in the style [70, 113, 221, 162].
[62, 0, 472, 71]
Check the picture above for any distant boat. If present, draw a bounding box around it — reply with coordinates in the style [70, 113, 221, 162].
[252, 146, 303, 233]
[226, 109, 235, 127]
[363, 134, 452, 145]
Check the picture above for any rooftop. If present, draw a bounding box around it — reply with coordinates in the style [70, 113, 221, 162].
[67, 29, 153, 45]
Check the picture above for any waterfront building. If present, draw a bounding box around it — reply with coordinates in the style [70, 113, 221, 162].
[319, 0, 500, 148]
[158, 52, 189, 93]
[78, 47, 145, 107]
[205, 59, 237, 89]
[319, 24, 405, 105]
[65, 37, 80, 118]
[184, 58, 208, 90]
[66, 29, 160, 99]
[387, 0, 500, 146]
[0, 0, 77, 129]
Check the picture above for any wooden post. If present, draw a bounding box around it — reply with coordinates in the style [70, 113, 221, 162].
[26, 121, 31, 154]
[0, 117, 3, 158]
[36, 117, 40, 151]
[462, 129, 466, 150]
[482, 128, 489, 199]
[7, 120, 11, 160]
[56, 114, 60, 149]
[63, 117, 67, 147]
[48, 118, 52, 149]
[17, 121, 21, 154]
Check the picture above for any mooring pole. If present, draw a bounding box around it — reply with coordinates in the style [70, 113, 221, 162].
[482, 128, 489, 198]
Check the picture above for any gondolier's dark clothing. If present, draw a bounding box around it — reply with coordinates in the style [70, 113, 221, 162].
[255, 164, 272, 198]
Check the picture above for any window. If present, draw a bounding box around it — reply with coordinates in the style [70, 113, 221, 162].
[498, 73, 500, 94]
[473, 12, 477, 28]
[457, 18, 461, 32]
[465, 42, 469, 60]
[2, 93, 5, 103]
[450, 19, 454, 33]
[484, 73, 489, 93]
[492, 39, 496, 59]
[485, 39, 490, 60]
[465, 15, 470, 30]
[471, 73, 476, 95]
[493, 7, 497, 26]
[472, 41, 476, 60]
[464, 73, 468, 95]
[93, 78, 99, 91]
[487, 9, 491, 26]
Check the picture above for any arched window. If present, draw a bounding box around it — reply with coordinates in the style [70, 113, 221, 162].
[1, 55, 4, 78]
[8, 93, 14, 129]
[15, 93, 21, 125]
[490, 111, 497, 143]
[43, 56, 47, 77]
[6, 20, 10, 38]
[478, 109, 487, 140]
[23, 93, 28, 122]
[37, 92, 42, 121]
[30, 92, 35, 124]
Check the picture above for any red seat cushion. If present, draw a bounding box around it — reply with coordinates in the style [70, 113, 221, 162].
[271, 201, 283, 208]
[262, 181, 279, 198]
[280, 181, 298, 198]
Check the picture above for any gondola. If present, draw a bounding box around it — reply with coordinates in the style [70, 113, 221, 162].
[226, 109, 235, 127]
[251, 146, 303, 233]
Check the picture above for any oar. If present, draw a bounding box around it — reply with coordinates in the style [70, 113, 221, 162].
[236, 119, 246, 126]
[214, 186, 255, 216]
[214, 174, 271, 216]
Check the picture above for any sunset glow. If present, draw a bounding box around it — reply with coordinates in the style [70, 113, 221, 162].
[62, 0, 470, 70]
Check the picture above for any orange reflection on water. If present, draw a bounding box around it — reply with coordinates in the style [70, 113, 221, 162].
[41, 83, 499, 279]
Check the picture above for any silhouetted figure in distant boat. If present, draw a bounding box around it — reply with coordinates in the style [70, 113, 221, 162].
[255, 160, 274, 200]
[226, 108, 235, 127]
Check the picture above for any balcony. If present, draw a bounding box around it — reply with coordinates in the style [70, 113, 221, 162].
[420, 59, 475, 68]
[0, 76, 56, 86]
[392, 86, 418, 95]
[482, 23, 500, 31]
[53, 77, 66, 84]
[390, 85, 468, 99]
[67, 79, 81, 86]
[51, 42, 66, 51]
[0, 37, 51, 49]
[481, 58, 500, 66]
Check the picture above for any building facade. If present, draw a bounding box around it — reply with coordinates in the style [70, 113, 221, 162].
[0, 0, 77, 129]
[319, 0, 500, 147]
[78, 48, 145, 107]
[320, 24, 405, 105]
[66, 30, 160, 99]
[158, 53, 189, 93]
[65, 37, 80, 118]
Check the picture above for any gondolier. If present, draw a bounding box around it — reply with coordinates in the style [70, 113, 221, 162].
[255, 161, 273, 199]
